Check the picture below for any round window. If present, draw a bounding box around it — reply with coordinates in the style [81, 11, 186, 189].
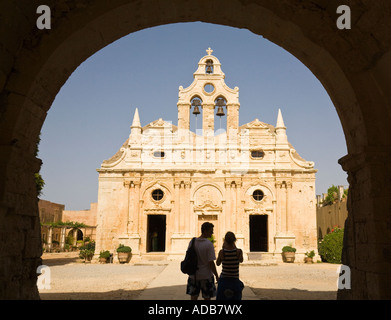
[252, 189, 264, 201]
[152, 189, 164, 201]
[204, 83, 215, 93]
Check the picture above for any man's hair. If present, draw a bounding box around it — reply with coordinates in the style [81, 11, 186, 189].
[201, 222, 214, 233]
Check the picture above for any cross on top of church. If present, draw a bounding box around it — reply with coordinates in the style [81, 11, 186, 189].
[206, 47, 213, 55]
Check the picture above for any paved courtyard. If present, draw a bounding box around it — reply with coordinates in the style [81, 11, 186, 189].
[39, 252, 338, 300]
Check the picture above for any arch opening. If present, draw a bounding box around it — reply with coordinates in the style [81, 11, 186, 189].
[1, 1, 391, 300]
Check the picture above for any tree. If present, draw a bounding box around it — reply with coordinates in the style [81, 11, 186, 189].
[35, 172, 45, 197]
[323, 185, 348, 206]
[35, 133, 45, 197]
[324, 185, 338, 205]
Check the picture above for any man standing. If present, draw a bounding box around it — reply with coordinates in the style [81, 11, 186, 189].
[186, 222, 219, 300]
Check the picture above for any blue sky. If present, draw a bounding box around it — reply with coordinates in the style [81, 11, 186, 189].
[39, 22, 348, 210]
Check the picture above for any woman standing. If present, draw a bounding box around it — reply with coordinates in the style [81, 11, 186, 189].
[216, 231, 244, 300]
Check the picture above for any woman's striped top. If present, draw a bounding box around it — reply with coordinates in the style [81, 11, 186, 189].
[221, 249, 240, 278]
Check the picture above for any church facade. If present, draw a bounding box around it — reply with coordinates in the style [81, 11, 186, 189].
[95, 49, 318, 261]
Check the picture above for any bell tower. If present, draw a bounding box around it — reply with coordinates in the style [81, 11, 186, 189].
[177, 48, 240, 137]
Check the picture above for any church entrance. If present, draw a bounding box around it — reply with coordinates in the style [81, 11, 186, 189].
[147, 215, 166, 252]
[249, 215, 268, 252]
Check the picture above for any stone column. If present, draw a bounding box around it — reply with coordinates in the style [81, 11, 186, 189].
[124, 179, 133, 233]
[60, 227, 66, 250]
[123, 179, 141, 254]
[224, 180, 232, 233]
[47, 227, 53, 252]
[286, 181, 292, 233]
[226, 103, 240, 140]
[275, 181, 285, 233]
[73, 229, 77, 246]
[338, 150, 391, 299]
[234, 180, 244, 250]
[202, 103, 215, 136]
[184, 181, 192, 234]
[179, 182, 185, 233]
[274, 180, 295, 252]
[124, 179, 141, 235]
[177, 102, 191, 142]
[174, 180, 180, 232]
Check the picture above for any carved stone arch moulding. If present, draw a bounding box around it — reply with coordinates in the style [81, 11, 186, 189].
[141, 181, 172, 203]
[193, 183, 223, 215]
[192, 182, 224, 201]
[242, 182, 275, 202]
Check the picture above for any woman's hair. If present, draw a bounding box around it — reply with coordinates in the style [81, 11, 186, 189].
[224, 231, 236, 245]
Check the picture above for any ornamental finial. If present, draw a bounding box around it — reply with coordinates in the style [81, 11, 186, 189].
[206, 47, 213, 55]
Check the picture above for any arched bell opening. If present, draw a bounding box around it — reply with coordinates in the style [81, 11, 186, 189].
[214, 96, 227, 135]
[205, 59, 214, 74]
[190, 96, 203, 134]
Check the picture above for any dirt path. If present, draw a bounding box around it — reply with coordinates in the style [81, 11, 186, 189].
[39, 252, 338, 300]
[240, 263, 338, 299]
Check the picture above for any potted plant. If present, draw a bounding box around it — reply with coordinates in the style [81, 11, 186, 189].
[117, 244, 132, 263]
[79, 248, 94, 262]
[281, 245, 296, 263]
[79, 239, 95, 263]
[304, 250, 315, 263]
[99, 250, 111, 263]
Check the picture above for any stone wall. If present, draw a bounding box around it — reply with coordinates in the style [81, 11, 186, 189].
[316, 199, 348, 240]
[62, 202, 97, 227]
[38, 199, 65, 224]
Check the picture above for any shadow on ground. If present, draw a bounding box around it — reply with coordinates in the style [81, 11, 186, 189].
[40, 285, 336, 300]
[42, 256, 81, 266]
[249, 287, 337, 300]
[40, 289, 144, 300]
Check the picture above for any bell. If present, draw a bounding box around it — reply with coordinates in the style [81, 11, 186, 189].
[216, 106, 225, 117]
[193, 106, 200, 115]
[206, 60, 213, 74]
[192, 98, 201, 107]
[192, 98, 201, 115]
[216, 98, 226, 107]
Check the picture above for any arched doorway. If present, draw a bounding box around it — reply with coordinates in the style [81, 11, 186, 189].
[1, 1, 391, 299]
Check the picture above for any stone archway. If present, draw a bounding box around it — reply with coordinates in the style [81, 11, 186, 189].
[1, 1, 391, 299]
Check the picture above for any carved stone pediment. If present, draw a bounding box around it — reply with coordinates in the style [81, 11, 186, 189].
[247, 118, 268, 128]
[146, 118, 173, 129]
[244, 206, 272, 215]
[144, 204, 171, 213]
[194, 200, 222, 211]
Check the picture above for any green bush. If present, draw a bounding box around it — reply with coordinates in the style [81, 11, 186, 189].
[305, 250, 315, 258]
[282, 245, 296, 253]
[99, 250, 111, 259]
[79, 240, 95, 260]
[116, 244, 132, 253]
[318, 228, 344, 263]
